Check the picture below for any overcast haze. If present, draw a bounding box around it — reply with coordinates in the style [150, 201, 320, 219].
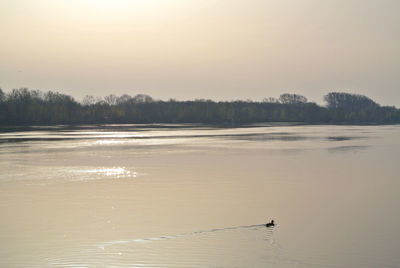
[0, 0, 399, 106]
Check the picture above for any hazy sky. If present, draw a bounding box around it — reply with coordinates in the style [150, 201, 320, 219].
[0, 0, 399, 105]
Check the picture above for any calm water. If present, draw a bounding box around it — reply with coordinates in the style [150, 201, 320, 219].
[0, 124, 399, 267]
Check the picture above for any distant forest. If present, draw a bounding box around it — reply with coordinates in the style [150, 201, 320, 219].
[0, 88, 399, 125]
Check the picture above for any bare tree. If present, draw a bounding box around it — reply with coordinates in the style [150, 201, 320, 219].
[279, 93, 307, 104]
[82, 95, 96, 106]
[104, 94, 117, 105]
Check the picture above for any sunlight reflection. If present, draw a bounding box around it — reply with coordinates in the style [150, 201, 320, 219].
[73, 166, 137, 180]
[94, 139, 124, 145]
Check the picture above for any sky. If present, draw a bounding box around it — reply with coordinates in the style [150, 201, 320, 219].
[0, 0, 399, 106]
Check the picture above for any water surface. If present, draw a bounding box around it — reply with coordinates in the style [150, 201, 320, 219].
[0, 124, 399, 267]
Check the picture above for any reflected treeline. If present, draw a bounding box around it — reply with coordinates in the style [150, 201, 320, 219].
[0, 88, 399, 125]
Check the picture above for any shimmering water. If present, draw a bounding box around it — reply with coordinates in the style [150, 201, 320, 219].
[0, 124, 399, 267]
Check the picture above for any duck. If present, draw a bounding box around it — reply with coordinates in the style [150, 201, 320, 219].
[266, 220, 275, 227]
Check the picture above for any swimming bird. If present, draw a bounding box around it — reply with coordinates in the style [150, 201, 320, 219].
[266, 220, 275, 227]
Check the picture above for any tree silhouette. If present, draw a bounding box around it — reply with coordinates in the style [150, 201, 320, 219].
[0, 88, 399, 125]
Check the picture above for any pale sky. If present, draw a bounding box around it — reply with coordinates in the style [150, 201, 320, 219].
[0, 0, 399, 106]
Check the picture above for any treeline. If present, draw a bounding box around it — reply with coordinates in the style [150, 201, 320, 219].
[0, 88, 399, 125]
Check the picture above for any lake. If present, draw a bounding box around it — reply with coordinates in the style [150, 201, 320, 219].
[0, 124, 399, 267]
